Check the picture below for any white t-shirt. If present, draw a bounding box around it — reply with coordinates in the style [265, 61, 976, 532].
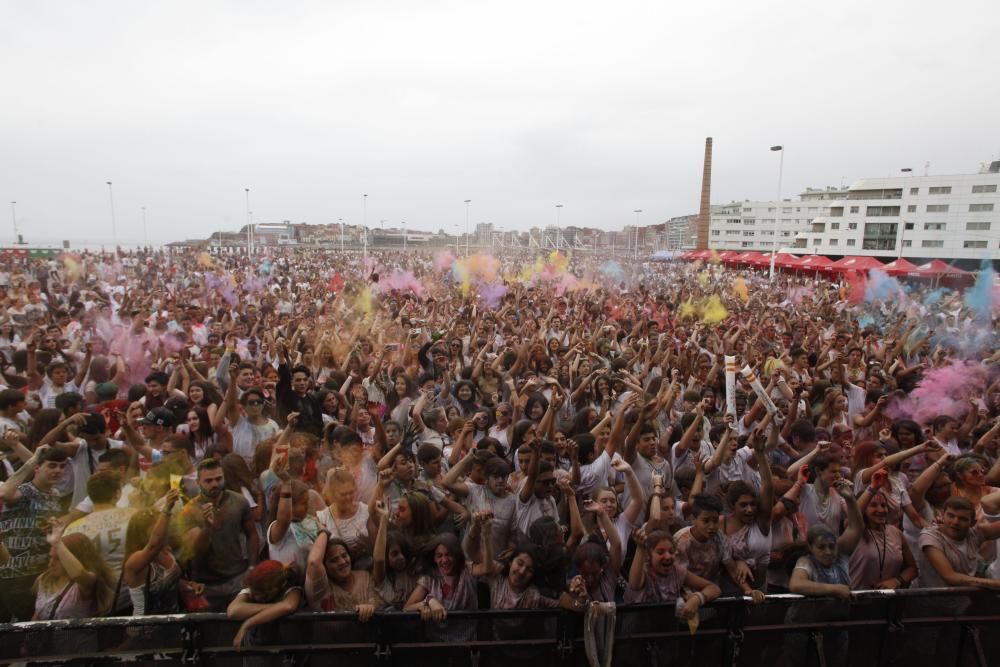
[513, 484, 559, 536]
[463, 481, 516, 552]
[39, 378, 79, 410]
[231, 416, 280, 465]
[65, 506, 137, 576]
[578, 450, 614, 499]
[67, 438, 124, 508]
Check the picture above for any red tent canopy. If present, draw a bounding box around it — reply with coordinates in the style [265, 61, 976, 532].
[733, 251, 767, 266]
[795, 255, 835, 272]
[717, 250, 740, 263]
[774, 253, 801, 268]
[882, 258, 920, 277]
[830, 256, 886, 274]
[913, 259, 973, 278]
[795, 255, 835, 271]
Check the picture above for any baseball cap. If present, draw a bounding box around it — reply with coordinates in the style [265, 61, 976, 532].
[140, 407, 176, 428]
[95, 382, 119, 402]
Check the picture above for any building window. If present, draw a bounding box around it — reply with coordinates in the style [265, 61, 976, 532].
[829, 238, 838, 246]
[830, 223, 840, 230]
[848, 222, 858, 230]
[726, 230, 740, 235]
[907, 205, 917, 213]
[847, 239, 856, 246]
[972, 184, 997, 193]
[970, 203, 994, 212]
[921, 240, 944, 248]
[850, 206, 859, 213]
[924, 223, 946, 231]
[813, 238, 821, 246]
[741, 241, 754, 248]
[928, 186, 952, 194]
[783, 207, 793, 213]
[743, 219, 756, 225]
[964, 241, 988, 249]
[711, 230, 721, 236]
[867, 206, 901, 217]
[830, 207, 844, 217]
[926, 204, 949, 213]
[767, 207, 776, 212]
[743, 231, 755, 237]
[862, 238, 897, 250]
[742, 208, 752, 213]
[967, 222, 991, 231]
[902, 240, 912, 247]
[910, 187, 918, 195]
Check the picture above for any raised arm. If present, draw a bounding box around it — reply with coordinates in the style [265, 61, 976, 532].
[123, 490, 179, 587]
[835, 480, 864, 556]
[612, 459, 645, 526]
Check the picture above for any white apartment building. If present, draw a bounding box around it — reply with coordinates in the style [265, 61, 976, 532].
[794, 163, 1000, 260]
[708, 188, 847, 252]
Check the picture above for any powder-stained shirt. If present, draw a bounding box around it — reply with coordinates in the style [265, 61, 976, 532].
[673, 526, 732, 583]
[0, 483, 63, 579]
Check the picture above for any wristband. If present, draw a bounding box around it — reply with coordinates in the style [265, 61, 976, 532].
[694, 591, 706, 605]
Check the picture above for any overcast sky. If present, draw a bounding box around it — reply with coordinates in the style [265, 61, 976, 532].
[2, 0, 998, 246]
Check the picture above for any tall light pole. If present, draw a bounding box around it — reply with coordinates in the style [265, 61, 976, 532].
[633, 210, 643, 259]
[141, 206, 147, 248]
[244, 188, 252, 256]
[464, 199, 471, 256]
[362, 194, 368, 259]
[555, 204, 563, 250]
[106, 182, 118, 248]
[338, 218, 344, 252]
[402, 220, 407, 252]
[768, 145, 784, 281]
[9, 201, 18, 243]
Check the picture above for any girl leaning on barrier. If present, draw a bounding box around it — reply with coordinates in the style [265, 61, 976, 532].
[785, 478, 864, 667]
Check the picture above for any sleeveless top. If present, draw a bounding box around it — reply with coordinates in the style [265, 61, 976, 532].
[129, 559, 181, 615]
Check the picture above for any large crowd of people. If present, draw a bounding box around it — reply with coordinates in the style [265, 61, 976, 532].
[0, 245, 998, 665]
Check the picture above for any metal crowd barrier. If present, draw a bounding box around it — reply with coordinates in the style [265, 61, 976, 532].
[0, 587, 997, 666]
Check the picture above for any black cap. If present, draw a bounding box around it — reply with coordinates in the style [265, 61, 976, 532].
[140, 407, 176, 428]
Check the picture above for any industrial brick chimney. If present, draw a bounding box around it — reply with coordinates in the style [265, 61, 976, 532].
[696, 137, 712, 249]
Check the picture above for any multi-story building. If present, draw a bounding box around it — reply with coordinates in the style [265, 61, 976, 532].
[794, 163, 1000, 260]
[664, 215, 697, 250]
[709, 188, 847, 252]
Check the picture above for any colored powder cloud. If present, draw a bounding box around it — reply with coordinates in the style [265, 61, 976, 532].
[964, 263, 999, 320]
[864, 269, 907, 304]
[884, 359, 989, 425]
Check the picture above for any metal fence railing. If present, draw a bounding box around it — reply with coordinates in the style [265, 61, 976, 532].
[1, 587, 997, 667]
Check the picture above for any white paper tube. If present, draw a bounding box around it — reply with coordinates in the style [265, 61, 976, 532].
[725, 355, 738, 421]
[740, 364, 778, 415]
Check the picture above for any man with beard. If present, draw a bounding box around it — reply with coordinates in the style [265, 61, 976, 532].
[180, 457, 259, 611]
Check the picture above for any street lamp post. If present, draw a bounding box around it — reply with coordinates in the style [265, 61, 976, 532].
[363, 194, 368, 259]
[141, 206, 147, 248]
[338, 218, 344, 252]
[555, 204, 563, 250]
[244, 188, 252, 256]
[464, 199, 471, 256]
[106, 182, 118, 249]
[768, 146, 784, 281]
[9, 201, 18, 243]
[402, 220, 407, 252]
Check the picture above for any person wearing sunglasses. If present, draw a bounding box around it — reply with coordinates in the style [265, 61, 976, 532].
[213, 363, 280, 467]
